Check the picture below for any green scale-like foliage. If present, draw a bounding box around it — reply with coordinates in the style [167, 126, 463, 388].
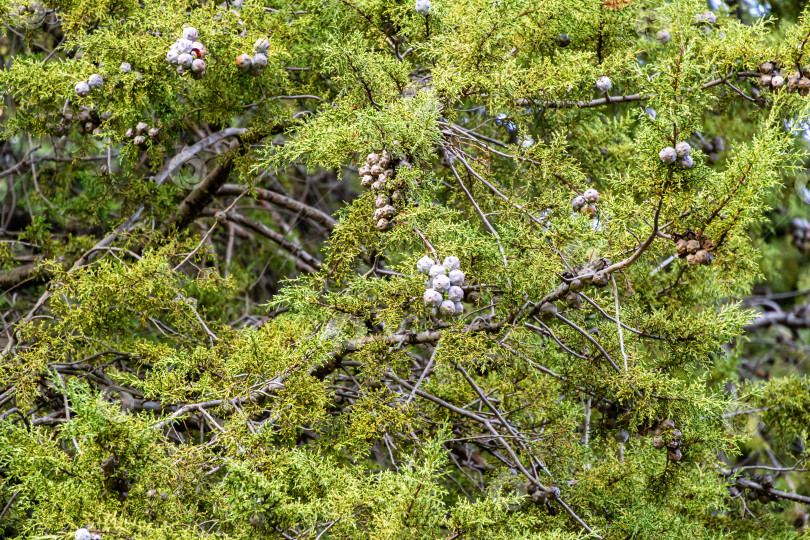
[3, 0, 810, 537]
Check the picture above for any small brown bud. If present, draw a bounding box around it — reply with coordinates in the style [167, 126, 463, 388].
[569, 278, 584, 293]
[667, 448, 682, 462]
[214, 211, 227, 223]
[376, 218, 390, 231]
[675, 238, 688, 256]
[686, 239, 701, 253]
[652, 436, 665, 449]
[660, 419, 675, 430]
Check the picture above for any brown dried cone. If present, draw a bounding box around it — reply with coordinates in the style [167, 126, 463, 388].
[652, 435, 665, 449]
[787, 71, 801, 92]
[667, 448, 682, 462]
[373, 205, 395, 221]
[693, 249, 710, 264]
[799, 77, 810, 95]
[539, 302, 557, 321]
[666, 438, 680, 449]
[565, 291, 582, 309]
[590, 271, 608, 287]
[674, 231, 714, 265]
[569, 278, 585, 293]
[675, 238, 688, 257]
[374, 194, 389, 208]
[376, 218, 391, 231]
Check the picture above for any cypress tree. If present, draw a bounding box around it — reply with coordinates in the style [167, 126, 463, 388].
[2, 0, 810, 537]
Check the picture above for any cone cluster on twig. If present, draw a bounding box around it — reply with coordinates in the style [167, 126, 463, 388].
[236, 38, 270, 76]
[540, 257, 611, 317]
[48, 106, 111, 137]
[418, 255, 466, 318]
[75, 73, 103, 97]
[756, 61, 786, 93]
[787, 65, 810, 95]
[730, 473, 778, 504]
[361, 150, 408, 231]
[673, 230, 714, 265]
[658, 141, 693, 169]
[165, 27, 208, 78]
[124, 121, 162, 148]
[650, 418, 682, 462]
[571, 188, 599, 217]
[525, 482, 560, 504]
